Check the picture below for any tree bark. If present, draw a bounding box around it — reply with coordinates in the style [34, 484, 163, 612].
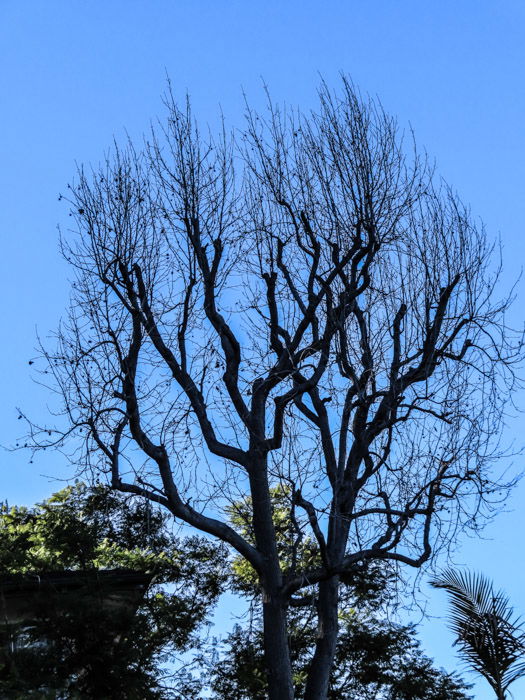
[248, 451, 295, 699]
[304, 575, 340, 700]
[262, 591, 295, 700]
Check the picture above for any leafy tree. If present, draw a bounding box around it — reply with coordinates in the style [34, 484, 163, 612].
[209, 488, 471, 699]
[1, 486, 470, 699]
[27, 76, 522, 698]
[0, 484, 227, 698]
[211, 616, 472, 700]
[431, 569, 525, 700]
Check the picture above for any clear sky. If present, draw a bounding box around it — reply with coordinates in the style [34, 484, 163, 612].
[1, 2, 525, 697]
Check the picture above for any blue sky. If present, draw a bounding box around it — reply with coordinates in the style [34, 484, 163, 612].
[1, 2, 525, 696]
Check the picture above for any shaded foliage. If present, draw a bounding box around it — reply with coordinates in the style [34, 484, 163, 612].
[0, 484, 227, 698]
[210, 619, 471, 700]
[209, 490, 471, 699]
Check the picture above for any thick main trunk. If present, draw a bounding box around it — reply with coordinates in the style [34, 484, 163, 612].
[304, 576, 340, 700]
[263, 591, 295, 700]
[247, 451, 294, 699]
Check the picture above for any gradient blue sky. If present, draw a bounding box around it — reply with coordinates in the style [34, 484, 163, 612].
[1, 2, 525, 696]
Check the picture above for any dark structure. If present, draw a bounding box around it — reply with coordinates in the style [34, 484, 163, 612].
[0, 569, 153, 695]
[0, 569, 153, 627]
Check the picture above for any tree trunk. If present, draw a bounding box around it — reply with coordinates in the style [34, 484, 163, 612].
[262, 590, 295, 700]
[248, 452, 294, 699]
[304, 575, 340, 700]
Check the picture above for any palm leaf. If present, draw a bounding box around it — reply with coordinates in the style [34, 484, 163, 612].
[431, 568, 525, 698]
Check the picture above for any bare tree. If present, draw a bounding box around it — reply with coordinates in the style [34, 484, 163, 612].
[27, 78, 522, 699]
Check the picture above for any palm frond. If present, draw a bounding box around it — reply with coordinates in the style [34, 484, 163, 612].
[431, 568, 525, 698]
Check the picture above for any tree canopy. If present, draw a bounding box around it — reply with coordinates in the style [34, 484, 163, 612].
[0, 485, 472, 699]
[210, 486, 472, 699]
[0, 483, 227, 698]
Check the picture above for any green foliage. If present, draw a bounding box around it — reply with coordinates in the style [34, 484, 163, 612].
[431, 569, 525, 698]
[210, 614, 471, 700]
[330, 617, 471, 700]
[0, 482, 173, 574]
[0, 485, 476, 698]
[0, 484, 227, 698]
[210, 491, 472, 699]
[227, 485, 321, 595]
